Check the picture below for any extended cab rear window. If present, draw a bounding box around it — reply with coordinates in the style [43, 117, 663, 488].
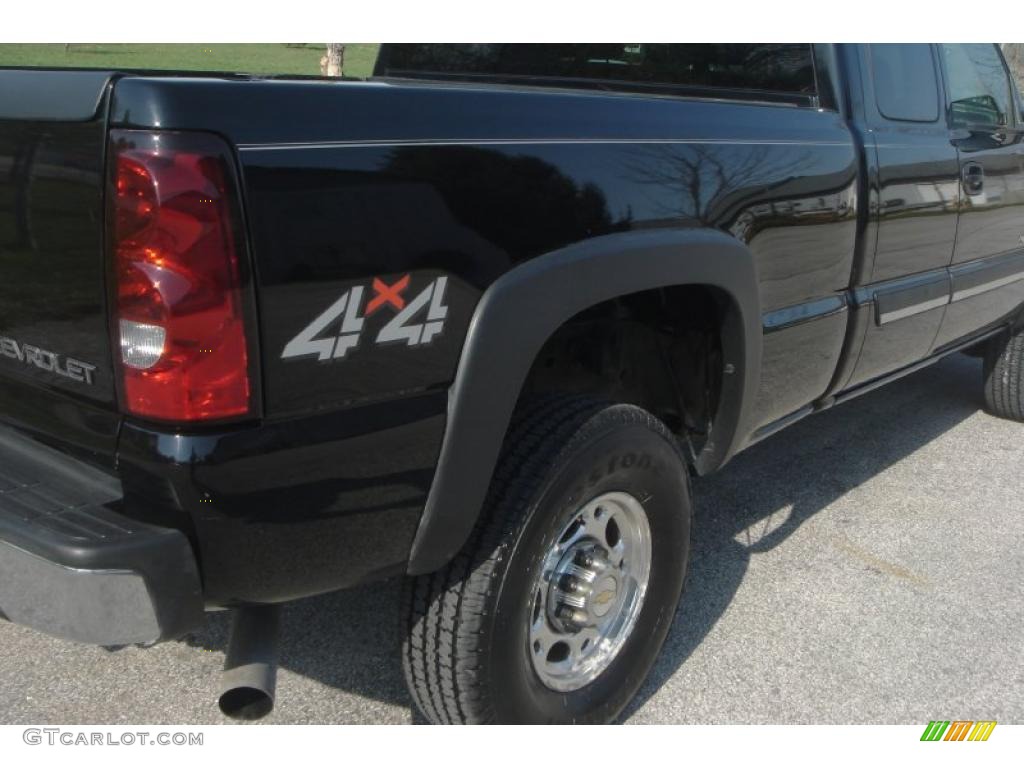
[869, 44, 940, 123]
[375, 44, 818, 105]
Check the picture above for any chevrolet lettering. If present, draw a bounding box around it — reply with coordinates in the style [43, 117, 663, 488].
[0, 336, 96, 385]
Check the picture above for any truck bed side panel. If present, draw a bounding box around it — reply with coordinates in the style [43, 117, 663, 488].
[107, 80, 858, 427]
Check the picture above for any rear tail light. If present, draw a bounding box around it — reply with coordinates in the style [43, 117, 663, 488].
[108, 130, 254, 422]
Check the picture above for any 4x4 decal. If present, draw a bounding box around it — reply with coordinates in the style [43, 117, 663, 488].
[282, 275, 449, 362]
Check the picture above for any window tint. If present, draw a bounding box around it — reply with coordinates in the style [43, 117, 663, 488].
[377, 44, 816, 98]
[941, 44, 1013, 127]
[870, 44, 939, 122]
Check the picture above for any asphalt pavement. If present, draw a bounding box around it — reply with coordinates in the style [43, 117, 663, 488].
[1, 353, 1021, 724]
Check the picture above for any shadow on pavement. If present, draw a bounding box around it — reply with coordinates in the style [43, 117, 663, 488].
[182, 578, 413, 712]
[623, 353, 984, 719]
[182, 353, 986, 722]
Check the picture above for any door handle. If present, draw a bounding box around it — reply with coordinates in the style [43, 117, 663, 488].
[962, 162, 985, 195]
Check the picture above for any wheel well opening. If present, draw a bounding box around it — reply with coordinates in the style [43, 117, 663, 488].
[520, 284, 732, 464]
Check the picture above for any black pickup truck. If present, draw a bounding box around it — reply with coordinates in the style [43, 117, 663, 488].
[1, 43, 1023, 724]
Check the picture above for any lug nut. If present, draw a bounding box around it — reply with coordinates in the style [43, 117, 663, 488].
[559, 574, 580, 593]
[556, 604, 587, 626]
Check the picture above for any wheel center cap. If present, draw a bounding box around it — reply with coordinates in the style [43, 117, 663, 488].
[591, 575, 618, 618]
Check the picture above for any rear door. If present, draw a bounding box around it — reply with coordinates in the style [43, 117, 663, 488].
[933, 43, 1024, 347]
[841, 44, 960, 390]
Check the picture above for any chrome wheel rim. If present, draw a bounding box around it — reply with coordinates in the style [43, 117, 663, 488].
[528, 491, 652, 692]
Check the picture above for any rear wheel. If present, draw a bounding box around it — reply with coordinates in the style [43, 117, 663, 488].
[983, 328, 1024, 422]
[401, 395, 692, 724]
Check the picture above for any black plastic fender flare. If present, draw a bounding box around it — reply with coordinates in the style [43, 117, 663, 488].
[407, 228, 762, 574]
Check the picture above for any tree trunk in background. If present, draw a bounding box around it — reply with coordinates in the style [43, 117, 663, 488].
[323, 44, 345, 78]
[1003, 43, 1024, 86]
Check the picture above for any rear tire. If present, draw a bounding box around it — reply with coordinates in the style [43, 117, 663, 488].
[401, 395, 692, 724]
[983, 328, 1024, 422]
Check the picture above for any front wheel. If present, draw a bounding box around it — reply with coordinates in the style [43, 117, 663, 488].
[401, 396, 692, 724]
[983, 327, 1024, 421]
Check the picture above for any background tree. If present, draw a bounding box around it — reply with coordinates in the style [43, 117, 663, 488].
[321, 44, 345, 77]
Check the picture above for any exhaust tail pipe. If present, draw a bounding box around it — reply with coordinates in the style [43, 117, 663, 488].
[218, 605, 281, 720]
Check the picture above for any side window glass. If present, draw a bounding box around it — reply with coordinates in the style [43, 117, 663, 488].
[870, 44, 939, 122]
[940, 44, 1013, 128]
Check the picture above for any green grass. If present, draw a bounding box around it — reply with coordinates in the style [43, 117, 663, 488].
[0, 43, 381, 78]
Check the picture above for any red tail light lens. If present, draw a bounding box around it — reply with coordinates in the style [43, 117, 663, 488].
[109, 131, 253, 422]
